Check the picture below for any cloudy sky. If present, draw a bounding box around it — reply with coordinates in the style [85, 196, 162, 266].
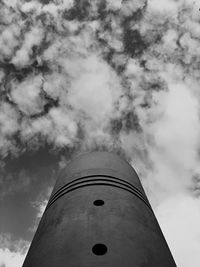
[0, 0, 200, 266]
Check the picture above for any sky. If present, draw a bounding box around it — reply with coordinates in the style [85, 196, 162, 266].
[0, 0, 200, 266]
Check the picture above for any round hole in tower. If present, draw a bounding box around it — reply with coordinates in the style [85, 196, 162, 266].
[92, 244, 108, 255]
[93, 200, 104, 206]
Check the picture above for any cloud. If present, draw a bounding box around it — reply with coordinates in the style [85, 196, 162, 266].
[0, 234, 29, 267]
[147, 0, 179, 14]
[67, 54, 122, 122]
[11, 25, 45, 67]
[0, 0, 164, 158]
[0, 249, 26, 267]
[29, 186, 53, 233]
[0, 103, 20, 158]
[10, 75, 44, 115]
[141, 78, 200, 203]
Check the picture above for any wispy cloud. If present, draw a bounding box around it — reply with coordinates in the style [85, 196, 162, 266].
[0, 234, 29, 267]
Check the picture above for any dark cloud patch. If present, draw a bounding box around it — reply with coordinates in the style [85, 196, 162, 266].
[191, 174, 200, 197]
[103, 50, 127, 74]
[0, 60, 50, 84]
[38, 0, 52, 5]
[123, 110, 142, 132]
[97, 0, 107, 20]
[31, 60, 51, 74]
[39, 95, 59, 116]
[142, 78, 168, 92]
[140, 98, 151, 109]
[110, 118, 123, 135]
[122, 1, 147, 24]
[28, 90, 59, 119]
[109, 110, 142, 135]
[123, 29, 147, 57]
[63, 0, 109, 22]
[63, 0, 91, 21]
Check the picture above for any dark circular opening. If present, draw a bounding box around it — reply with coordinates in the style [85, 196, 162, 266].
[93, 200, 104, 206]
[92, 244, 107, 255]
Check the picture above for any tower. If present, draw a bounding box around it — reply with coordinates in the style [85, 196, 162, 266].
[23, 151, 176, 266]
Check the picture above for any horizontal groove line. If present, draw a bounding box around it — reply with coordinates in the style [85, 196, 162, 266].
[48, 178, 147, 208]
[46, 182, 152, 212]
[49, 175, 146, 204]
[46, 182, 152, 211]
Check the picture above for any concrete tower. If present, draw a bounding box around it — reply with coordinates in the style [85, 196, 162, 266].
[23, 151, 176, 266]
